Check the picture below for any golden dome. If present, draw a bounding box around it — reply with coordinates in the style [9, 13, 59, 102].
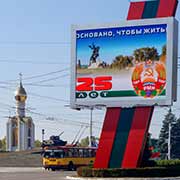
[15, 82, 27, 102]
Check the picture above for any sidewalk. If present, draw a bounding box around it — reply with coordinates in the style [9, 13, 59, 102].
[66, 176, 180, 180]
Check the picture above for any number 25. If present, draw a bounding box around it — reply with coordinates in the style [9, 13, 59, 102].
[76, 76, 112, 91]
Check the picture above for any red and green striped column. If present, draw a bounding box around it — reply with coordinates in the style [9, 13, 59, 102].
[94, 0, 178, 169]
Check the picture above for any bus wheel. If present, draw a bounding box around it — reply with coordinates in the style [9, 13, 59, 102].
[68, 162, 75, 171]
[51, 168, 56, 171]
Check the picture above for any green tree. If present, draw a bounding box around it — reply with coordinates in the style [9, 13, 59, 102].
[0, 140, 2, 150]
[0, 137, 6, 151]
[111, 55, 133, 69]
[171, 118, 180, 159]
[133, 47, 159, 62]
[34, 140, 42, 148]
[140, 133, 153, 167]
[78, 136, 99, 147]
[158, 109, 176, 159]
[150, 138, 159, 149]
[79, 136, 89, 147]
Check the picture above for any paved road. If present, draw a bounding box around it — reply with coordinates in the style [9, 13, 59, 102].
[0, 167, 76, 180]
[1, 167, 180, 180]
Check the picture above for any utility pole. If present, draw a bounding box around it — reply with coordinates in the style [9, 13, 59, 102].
[168, 122, 172, 160]
[89, 108, 93, 147]
[42, 129, 45, 143]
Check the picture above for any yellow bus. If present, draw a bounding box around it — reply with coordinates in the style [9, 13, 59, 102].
[42, 146, 97, 171]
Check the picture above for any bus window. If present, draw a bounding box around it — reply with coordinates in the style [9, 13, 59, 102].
[83, 149, 90, 157]
[43, 151, 51, 158]
[89, 149, 93, 157]
[63, 149, 68, 157]
[50, 151, 55, 158]
[43, 151, 55, 158]
[92, 149, 96, 157]
[54, 150, 64, 158]
[68, 149, 73, 157]
[59, 150, 64, 158]
[73, 149, 79, 157]
[79, 149, 83, 157]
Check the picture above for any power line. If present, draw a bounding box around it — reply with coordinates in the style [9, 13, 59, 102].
[0, 59, 69, 65]
[0, 101, 102, 130]
[0, 84, 69, 103]
[0, 102, 90, 128]
[26, 74, 69, 84]
[0, 41, 71, 45]
[19, 68, 69, 81]
[1, 68, 69, 83]
[23, 83, 69, 88]
[0, 102, 15, 111]
[0, 73, 70, 88]
[0, 103, 35, 114]
[27, 109, 90, 127]
[29, 92, 69, 103]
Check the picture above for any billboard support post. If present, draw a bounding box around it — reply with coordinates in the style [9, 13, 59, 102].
[93, 0, 178, 168]
[90, 108, 93, 147]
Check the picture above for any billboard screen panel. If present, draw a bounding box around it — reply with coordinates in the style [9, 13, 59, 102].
[71, 17, 178, 109]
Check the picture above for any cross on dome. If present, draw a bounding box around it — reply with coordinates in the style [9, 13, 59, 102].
[15, 73, 27, 102]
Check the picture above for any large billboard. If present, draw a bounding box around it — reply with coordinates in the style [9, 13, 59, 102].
[71, 17, 178, 109]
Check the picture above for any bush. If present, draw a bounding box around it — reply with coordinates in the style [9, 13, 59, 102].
[77, 166, 180, 177]
[88, 160, 94, 168]
[156, 159, 180, 167]
[77, 167, 92, 177]
[141, 160, 156, 167]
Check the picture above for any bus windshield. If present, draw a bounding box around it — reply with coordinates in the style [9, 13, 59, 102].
[43, 150, 64, 158]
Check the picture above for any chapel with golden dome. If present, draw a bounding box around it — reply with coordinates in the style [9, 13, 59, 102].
[6, 74, 35, 151]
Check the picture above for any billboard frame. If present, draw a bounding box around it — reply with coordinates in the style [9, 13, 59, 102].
[70, 17, 178, 109]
